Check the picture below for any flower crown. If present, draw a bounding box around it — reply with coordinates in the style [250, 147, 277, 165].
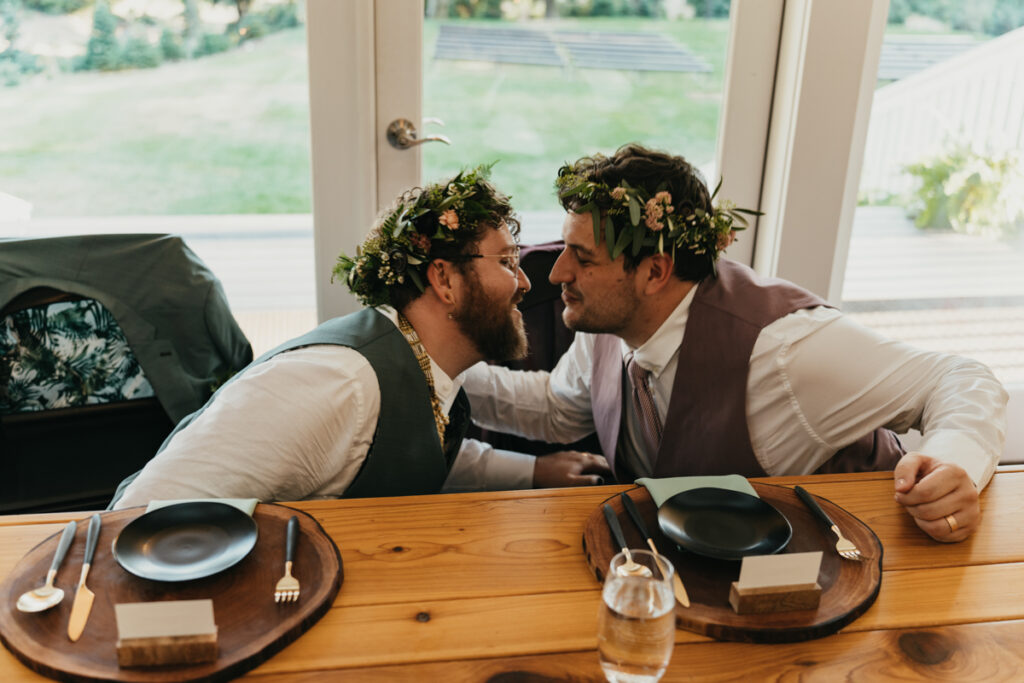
[555, 169, 760, 272]
[333, 164, 504, 308]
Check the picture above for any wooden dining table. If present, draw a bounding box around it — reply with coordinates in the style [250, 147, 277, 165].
[2, 466, 1024, 681]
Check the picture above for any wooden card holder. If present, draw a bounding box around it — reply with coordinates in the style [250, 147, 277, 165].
[728, 581, 822, 614]
[115, 600, 218, 668]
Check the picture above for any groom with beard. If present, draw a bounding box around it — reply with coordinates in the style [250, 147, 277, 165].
[112, 166, 609, 508]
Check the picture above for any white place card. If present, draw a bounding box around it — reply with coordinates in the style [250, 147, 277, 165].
[736, 551, 823, 590]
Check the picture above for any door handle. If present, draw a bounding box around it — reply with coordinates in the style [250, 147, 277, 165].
[386, 118, 451, 149]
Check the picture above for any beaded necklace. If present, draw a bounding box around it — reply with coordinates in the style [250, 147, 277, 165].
[397, 313, 449, 443]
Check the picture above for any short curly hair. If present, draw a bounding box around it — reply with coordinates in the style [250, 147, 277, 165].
[558, 143, 714, 281]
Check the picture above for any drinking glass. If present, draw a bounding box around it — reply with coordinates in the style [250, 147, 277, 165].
[597, 549, 676, 683]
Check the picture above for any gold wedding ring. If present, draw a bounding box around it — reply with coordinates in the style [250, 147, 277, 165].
[945, 514, 959, 533]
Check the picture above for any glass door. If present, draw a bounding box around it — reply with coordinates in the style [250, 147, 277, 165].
[309, 0, 785, 321]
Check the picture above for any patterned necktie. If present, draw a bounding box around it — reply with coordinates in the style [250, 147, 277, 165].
[626, 352, 663, 457]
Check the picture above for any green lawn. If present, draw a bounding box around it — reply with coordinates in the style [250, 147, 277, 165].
[1, 17, 730, 216]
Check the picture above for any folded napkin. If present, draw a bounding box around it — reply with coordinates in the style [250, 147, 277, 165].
[636, 475, 758, 507]
[145, 498, 259, 515]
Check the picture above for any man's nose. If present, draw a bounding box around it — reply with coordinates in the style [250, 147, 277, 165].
[549, 248, 570, 284]
[517, 264, 531, 293]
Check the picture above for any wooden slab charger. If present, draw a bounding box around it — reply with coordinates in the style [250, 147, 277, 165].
[583, 483, 882, 643]
[0, 503, 342, 682]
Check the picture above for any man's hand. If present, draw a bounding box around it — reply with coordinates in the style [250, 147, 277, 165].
[533, 451, 612, 488]
[893, 452, 980, 542]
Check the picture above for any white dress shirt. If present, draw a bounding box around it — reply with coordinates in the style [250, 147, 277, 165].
[115, 309, 535, 509]
[464, 292, 1007, 488]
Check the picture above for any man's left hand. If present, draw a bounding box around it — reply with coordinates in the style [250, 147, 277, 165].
[533, 451, 612, 488]
[893, 452, 979, 542]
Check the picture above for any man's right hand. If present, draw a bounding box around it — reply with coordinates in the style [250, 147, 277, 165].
[533, 451, 611, 488]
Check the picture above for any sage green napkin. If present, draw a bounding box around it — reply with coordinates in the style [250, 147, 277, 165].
[636, 475, 758, 507]
[145, 498, 259, 515]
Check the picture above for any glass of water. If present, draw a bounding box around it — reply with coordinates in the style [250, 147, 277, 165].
[597, 549, 676, 683]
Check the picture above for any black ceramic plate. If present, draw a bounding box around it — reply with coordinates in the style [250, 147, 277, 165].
[657, 487, 792, 561]
[113, 502, 258, 582]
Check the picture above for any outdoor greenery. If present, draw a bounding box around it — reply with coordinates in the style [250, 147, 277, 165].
[421, 17, 729, 210]
[905, 144, 1024, 238]
[1, 14, 730, 215]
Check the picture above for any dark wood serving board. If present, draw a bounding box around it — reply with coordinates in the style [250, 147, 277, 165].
[0, 503, 342, 682]
[583, 483, 882, 643]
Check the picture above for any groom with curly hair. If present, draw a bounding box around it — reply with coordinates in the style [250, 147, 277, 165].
[112, 167, 609, 508]
[464, 144, 1007, 542]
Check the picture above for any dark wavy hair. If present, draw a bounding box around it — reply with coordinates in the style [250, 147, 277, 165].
[557, 143, 715, 281]
[383, 175, 520, 311]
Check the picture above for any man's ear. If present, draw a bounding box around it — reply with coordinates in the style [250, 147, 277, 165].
[425, 259, 457, 305]
[641, 252, 676, 295]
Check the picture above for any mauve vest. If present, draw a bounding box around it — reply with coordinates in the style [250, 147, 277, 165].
[590, 259, 903, 480]
[110, 308, 468, 505]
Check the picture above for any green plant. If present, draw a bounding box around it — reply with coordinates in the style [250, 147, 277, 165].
[120, 34, 161, 69]
[905, 144, 1024, 238]
[80, 0, 120, 71]
[159, 28, 183, 61]
[22, 0, 89, 13]
[196, 32, 233, 57]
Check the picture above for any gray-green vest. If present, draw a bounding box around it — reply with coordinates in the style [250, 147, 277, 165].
[110, 308, 469, 505]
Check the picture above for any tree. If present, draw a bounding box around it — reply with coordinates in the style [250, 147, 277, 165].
[82, 0, 120, 71]
[182, 0, 200, 58]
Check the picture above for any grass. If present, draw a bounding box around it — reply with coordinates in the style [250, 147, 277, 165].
[1, 17, 730, 216]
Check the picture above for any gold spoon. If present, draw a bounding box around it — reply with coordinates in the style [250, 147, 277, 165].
[16, 520, 77, 613]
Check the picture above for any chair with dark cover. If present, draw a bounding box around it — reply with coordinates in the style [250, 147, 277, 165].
[470, 241, 602, 456]
[0, 234, 253, 512]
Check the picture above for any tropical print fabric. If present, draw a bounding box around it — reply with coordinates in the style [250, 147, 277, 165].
[0, 299, 154, 414]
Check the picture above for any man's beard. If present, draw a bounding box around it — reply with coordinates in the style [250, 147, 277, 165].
[453, 276, 528, 362]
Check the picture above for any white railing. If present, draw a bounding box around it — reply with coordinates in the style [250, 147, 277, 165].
[859, 26, 1024, 200]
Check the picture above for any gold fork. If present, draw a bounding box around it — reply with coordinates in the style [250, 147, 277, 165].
[794, 486, 862, 561]
[274, 516, 301, 603]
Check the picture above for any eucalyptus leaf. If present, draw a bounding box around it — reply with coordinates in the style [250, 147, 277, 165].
[658, 232, 664, 253]
[612, 224, 632, 259]
[631, 225, 644, 257]
[712, 177, 723, 199]
[628, 195, 641, 226]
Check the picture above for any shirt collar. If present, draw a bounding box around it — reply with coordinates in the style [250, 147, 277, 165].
[620, 285, 697, 379]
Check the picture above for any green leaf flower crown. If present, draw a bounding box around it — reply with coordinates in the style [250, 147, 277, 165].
[333, 163, 511, 308]
[555, 168, 761, 273]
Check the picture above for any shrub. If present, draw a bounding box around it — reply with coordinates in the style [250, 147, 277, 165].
[159, 28, 183, 61]
[120, 35, 161, 69]
[237, 13, 269, 42]
[23, 0, 89, 13]
[262, 3, 300, 30]
[81, 0, 121, 71]
[905, 144, 1024, 238]
[196, 32, 233, 57]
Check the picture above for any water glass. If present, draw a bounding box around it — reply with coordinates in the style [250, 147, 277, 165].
[597, 549, 676, 683]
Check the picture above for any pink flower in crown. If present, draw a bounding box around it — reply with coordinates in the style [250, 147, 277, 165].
[438, 209, 459, 230]
[610, 186, 627, 201]
[654, 191, 673, 213]
[644, 197, 665, 231]
[409, 232, 431, 252]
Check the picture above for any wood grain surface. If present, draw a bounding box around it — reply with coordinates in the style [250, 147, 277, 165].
[582, 484, 882, 643]
[0, 469, 1022, 681]
[0, 504, 342, 683]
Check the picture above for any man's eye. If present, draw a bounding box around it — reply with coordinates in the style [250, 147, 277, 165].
[501, 258, 516, 270]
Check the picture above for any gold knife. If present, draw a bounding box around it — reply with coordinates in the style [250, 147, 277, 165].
[67, 513, 102, 642]
[620, 492, 690, 608]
